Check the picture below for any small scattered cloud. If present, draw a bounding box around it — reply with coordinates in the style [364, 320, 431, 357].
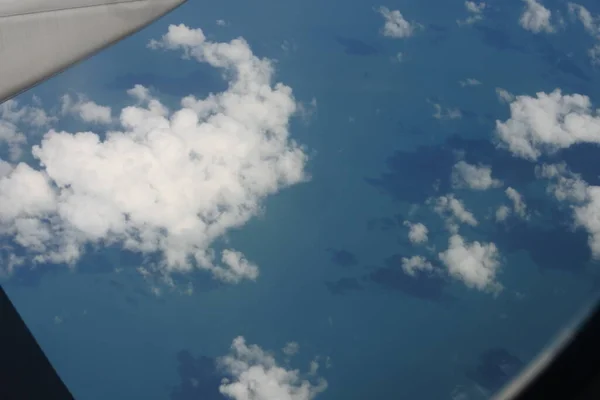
[218, 336, 328, 400]
[457, 1, 487, 26]
[377, 6, 417, 38]
[568, 3, 600, 65]
[496, 89, 600, 160]
[505, 187, 528, 219]
[495, 88, 515, 103]
[429, 100, 462, 120]
[216, 19, 229, 27]
[519, 0, 555, 34]
[495, 205, 511, 222]
[401, 255, 434, 276]
[438, 234, 502, 293]
[459, 78, 482, 87]
[433, 195, 478, 232]
[452, 161, 502, 190]
[60, 93, 112, 124]
[282, 341, 300, 357]
[536, 163, 600, 258]
[403, 221, 429, 244]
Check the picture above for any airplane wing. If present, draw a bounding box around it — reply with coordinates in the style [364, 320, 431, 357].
[0, 1, 185, 398]
[0, 0, 186, 104]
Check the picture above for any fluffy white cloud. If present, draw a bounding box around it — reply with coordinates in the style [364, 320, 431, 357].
[218, 336, 328, 400]
[519, 0, 555, 34]
[401, 255, 434, 276]
[568, 3, 600, 36]
[495, 205, 511, 222]
[536, 163, 588, 202]
[0, 120, 26, 161]
[378, 6, 415, 38]
[0, 24, 309, 283]
[438, 234, 502, 293]
[2, 99, 55, 127]
[457, 1, 486, 25]
[536, 163, 600, 257]
[459, 78, 482, 87]
[505, 187, 528, 219]
[0, 99, 56, 162]
[434, 195, 478, 232]
[282, 342, 300, 357]
[496, 88, 515, 104]
[496, 89, 600, 160]
[430, 102, 462, 120]
[60, 94, 112, 124]
[590, 44, 600, 66]
[568, 3, 600, 65]
[403, 221, 429, 244]
[452, 161, 502, 190]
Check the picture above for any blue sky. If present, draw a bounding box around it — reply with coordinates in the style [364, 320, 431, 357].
[2, 0, 600, 399]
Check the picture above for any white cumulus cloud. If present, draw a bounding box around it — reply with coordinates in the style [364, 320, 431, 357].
[457, 1, 486, 25]
[218, 336, 328, 400]
[401, 255, 434, 276]
[0, 24, 309, 283]
[438, 234, 502, 293]
[519, 0, 555, 34]
[378, 6, 416, 38]
[459, 78, 482, 87]
[568, 3, 600, 65]
[60, 94, 112, 124]
[505, 187, 528, 219]
[496, 89, 600, 160]
[536, 163, 600, 257]
[452, 161, 502, 190]
[495, 205, 511, 222]
[403, 221, 429, 244]
[434, 194, 479, 232]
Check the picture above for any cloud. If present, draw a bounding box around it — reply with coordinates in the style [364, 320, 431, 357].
[457, 1, 486, 25]
[1, 99, 57, 162]
[401, 255, 434, 276]
[2, 99, 55, 127]
[536, 163, 588, 202]
[459, 78, 482, 87]
[496, 89, 600, 160]
[438, 234, 502, 293]
[0, 120, 26, 162]
[568, 3, 600, 36]
[403, 221, 429, 244]
[216, 19, 229, 27]
[433, 194, 478, 232]
[496, 88, 515, 103]
[0, 24, 309, 283]
[505, 187, 528, 219]
[430, 101, 462, 120]
[60, 94, 112, 124]
[495, 205, 511, 222]
[452, 161, 502, 190]
[282, 342, 300, 357]
[496, 88, 515, 104]
[568, 3, 600, 65]
[536, 163, 600, 257]
[519, 0, 555, 34]
[378, 6, 416, 38]
[218, 336, 328, 400]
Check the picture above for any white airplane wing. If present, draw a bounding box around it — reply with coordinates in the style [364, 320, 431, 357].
[0, 0, 186, 103]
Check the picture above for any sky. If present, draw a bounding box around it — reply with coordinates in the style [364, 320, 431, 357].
[2, 0, 600, 399]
